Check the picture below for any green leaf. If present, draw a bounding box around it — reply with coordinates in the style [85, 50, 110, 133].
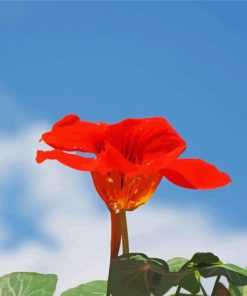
[167, 257, 200, 294]
[181, 253, 247, 293]
[108, 253, 193, 296]
[229, 284, 247, 296]
[188, 252, 222, 267]
[167, 258, 189, 272]
[199, 264, 247, 286]
[61, 280, 107, 296]
[178, 273, 200, 294]
[0, 272, 57, 296]
[169, 294, 204, 296]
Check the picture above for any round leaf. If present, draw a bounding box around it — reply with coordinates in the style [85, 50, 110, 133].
[229, 284, 247, 296]
[199, 264, 247, 286]
[189, 252, 221, 266]
[167, 258, 189, 272]
[167, 257, 200, 294]
[109, 253, 193, 296]
[0, 272, 57, 296]
[61, 280, 107, 296]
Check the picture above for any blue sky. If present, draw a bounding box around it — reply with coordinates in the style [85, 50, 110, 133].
[0, 1, 247, 275]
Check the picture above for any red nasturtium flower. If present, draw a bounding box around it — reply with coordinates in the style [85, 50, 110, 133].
[36, 115, 231, 258]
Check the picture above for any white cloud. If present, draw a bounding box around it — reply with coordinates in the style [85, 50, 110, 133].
[0, 123, 246, 295]
[0, 89, 27, 130]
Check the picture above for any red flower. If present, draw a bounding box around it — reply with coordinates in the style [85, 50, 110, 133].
[36, 114, 231, 258]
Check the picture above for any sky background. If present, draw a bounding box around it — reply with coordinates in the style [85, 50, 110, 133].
[0, 2, 247, 295]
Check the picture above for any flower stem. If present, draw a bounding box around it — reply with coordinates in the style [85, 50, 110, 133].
[106, 261, 112, 296]
[106, 211, 129, 296]
[119, 211, 129, 254]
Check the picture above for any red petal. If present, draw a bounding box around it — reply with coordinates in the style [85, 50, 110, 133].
[105, 117, 186, 164]
[137, 146, 186, 175]
[36, 150, 97, 171]
[161, 159, 231, 189]
[96, 145, 138, 175]
[41, 114, 107, 153]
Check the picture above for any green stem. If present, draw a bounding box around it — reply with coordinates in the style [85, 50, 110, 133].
[175, 285, 181, 296]
[119, 211, 129, 254]
[211, 275, 221, 296]
[200, 282, 208, 296]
